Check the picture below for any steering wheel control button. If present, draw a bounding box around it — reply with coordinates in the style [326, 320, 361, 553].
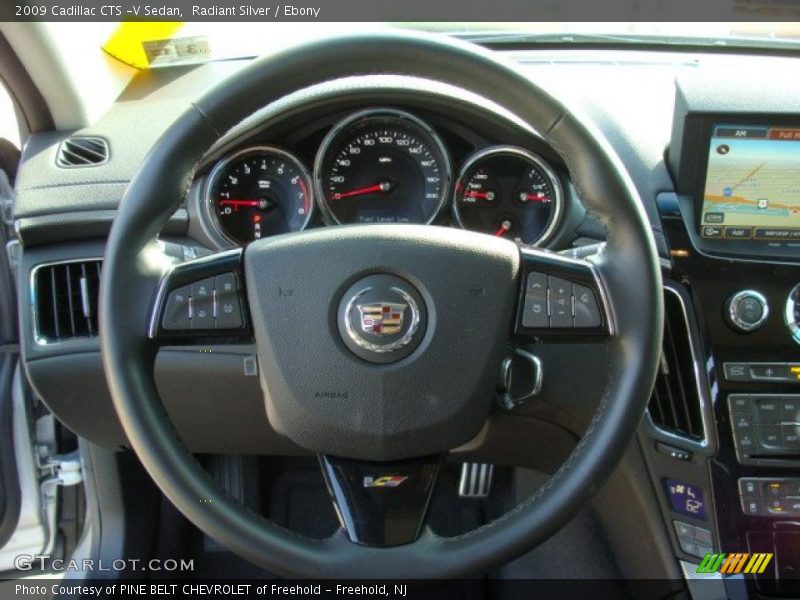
[726, 289, 769, 332]
[497, 349, 543, 410]
[338, 274, 426, 364]
[162, 286, 192, 330]
[521, 272, 548, 328]
[190, 279, 215, 330]
[574, 283, 602, 327]
[548, 276, 572, 328]
[214, 273, 243, 329]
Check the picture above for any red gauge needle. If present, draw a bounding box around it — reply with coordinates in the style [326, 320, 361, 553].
[219, 199, 259, 207]
[464, 190, 496, 201]
[332, 181, 391, 200]
[520, 192, 551, 203]
[494, 220, 512, 237]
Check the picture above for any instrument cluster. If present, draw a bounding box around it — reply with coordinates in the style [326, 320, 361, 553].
[200, 108, 565, 248]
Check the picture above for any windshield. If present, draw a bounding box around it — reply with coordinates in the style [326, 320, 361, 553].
[95, 22, 800, 68]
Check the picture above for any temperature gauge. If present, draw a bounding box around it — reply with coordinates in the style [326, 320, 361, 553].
[453, 146, 563, 246]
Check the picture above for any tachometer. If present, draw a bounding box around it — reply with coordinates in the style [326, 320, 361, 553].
[453, 146, 563, 246]
[314, 109, 451, 225]
[204, 146, 313, 245]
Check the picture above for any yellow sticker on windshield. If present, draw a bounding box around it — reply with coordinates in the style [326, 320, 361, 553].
[102, 22, 186, 69]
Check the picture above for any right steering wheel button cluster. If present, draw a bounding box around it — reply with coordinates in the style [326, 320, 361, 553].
[521, 270, 603, 330]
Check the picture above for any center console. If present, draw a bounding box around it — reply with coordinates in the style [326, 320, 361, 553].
[652, 74, 800, 598]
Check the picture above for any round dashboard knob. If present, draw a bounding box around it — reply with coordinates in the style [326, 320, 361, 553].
[725, 290, 769, 332]
[785, 284, 800, 345]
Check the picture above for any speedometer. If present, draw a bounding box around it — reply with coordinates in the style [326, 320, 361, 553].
[314, 109, 451, 225]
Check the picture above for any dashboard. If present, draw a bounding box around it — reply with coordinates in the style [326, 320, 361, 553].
[193, 105, 567, 250]
[11, 46, 800, 594]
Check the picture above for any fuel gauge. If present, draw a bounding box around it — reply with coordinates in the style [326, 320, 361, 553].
[453, 146, 563, 246]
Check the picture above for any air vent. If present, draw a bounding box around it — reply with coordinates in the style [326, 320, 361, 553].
[56, 136, 108, 167]
[648, 289, 705, 442]
[33, 260, 102, 343]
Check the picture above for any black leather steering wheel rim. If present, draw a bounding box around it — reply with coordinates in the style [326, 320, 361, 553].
[100, 31, 662, 578]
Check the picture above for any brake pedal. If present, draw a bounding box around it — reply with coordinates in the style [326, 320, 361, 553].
[458, 462, 494, 498]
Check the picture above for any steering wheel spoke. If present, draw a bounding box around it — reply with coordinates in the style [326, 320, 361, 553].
[319, 454, 443, 547]
[511, 246, 613, 342]
[148, 248, 252, 343]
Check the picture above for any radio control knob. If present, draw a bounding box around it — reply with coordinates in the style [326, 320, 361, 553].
[726, 290, 769, 332]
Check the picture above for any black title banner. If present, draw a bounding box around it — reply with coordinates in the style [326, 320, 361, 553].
[2, 578, 725, 600]
[3, 0, 800, 22]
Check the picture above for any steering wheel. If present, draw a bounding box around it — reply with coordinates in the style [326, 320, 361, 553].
[100, 31, 662, 578]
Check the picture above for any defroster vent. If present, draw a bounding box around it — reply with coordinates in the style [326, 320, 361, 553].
[56, 136, 108, 167]
[33, 260, 102, 343]
[648, 289, 705, 442]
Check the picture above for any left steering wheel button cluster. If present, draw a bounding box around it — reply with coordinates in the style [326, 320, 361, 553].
[162, 272, 243, 331]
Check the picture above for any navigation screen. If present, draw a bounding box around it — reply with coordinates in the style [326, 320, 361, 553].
[701, 124, 800, 242]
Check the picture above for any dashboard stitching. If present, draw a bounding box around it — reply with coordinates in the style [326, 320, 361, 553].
[190, 102, 223, 139]
[18, 180, 131, 191]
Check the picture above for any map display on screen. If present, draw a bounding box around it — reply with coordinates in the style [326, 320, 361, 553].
[701, 125, 800, 241]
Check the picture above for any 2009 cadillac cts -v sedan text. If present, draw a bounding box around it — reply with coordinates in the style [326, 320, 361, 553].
[0, 20, 799, 599]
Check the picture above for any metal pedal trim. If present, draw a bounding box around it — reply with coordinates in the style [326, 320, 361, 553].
[458, 462, 494, 498]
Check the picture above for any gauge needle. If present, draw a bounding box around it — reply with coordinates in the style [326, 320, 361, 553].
[520, 192, 551, 203]
[219, 199, 260, 207]
[494, 220, 512, 237]
[333, 181, 391, 200]
[464, 190, 496, 201]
